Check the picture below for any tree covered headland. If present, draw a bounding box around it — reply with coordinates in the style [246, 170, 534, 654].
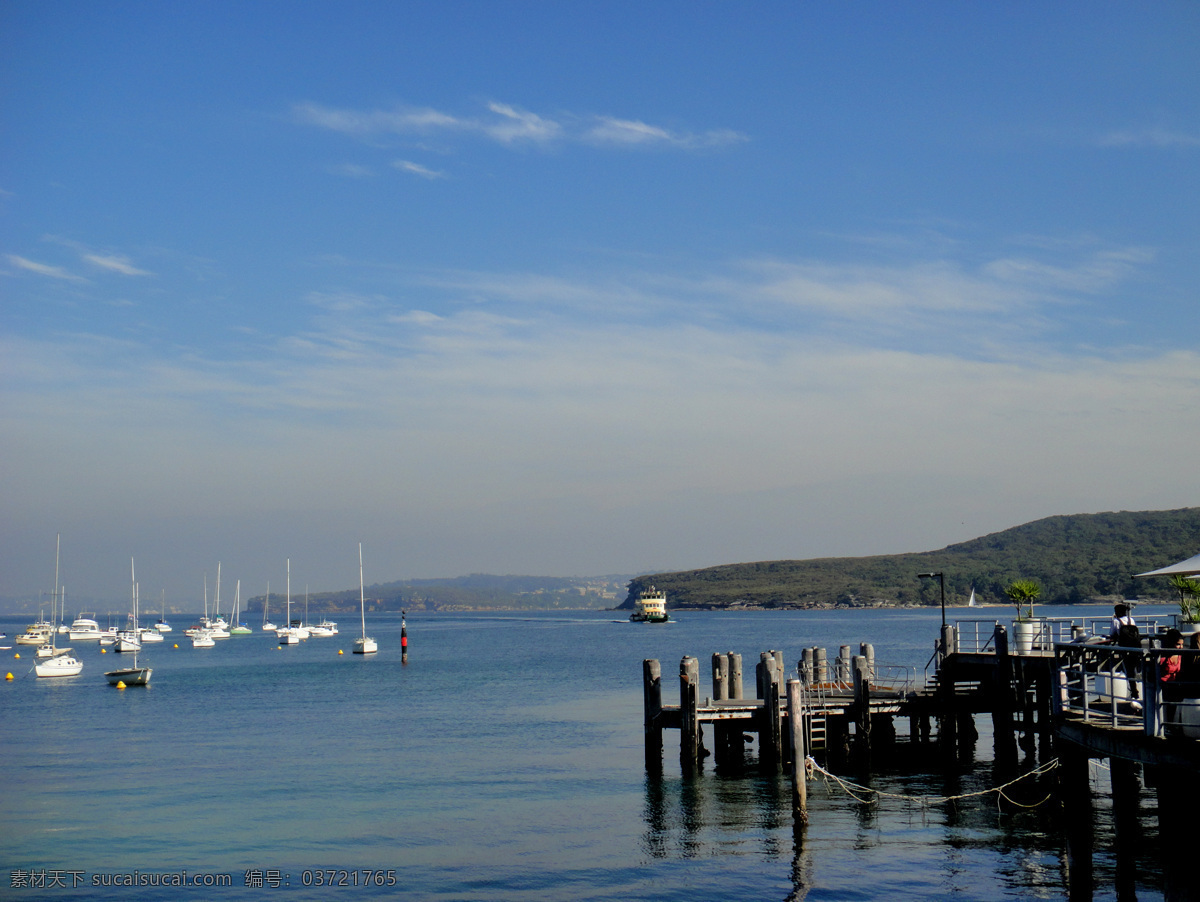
[619, 508, 1200, 612]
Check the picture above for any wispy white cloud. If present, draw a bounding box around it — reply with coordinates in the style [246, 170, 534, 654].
[5, 253, 87, 282]
[1099, 128, 1200, 148]
[83, 253, 152, 276]
[585, 116, 747, 149]
[293, 102, 463, 137]
[3, 239, 1187, 595]
[392, 159, 446, 180]
[294, 99, 747, 152]
[483, 102, 562, 144]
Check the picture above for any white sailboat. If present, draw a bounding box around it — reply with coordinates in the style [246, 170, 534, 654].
[968, 587, 977, 607]
[277, 560, 303, 644]
[35, 536, 83, 678]
[229, 580, 252, 635]
[208, 563, 230, 637]
[35, 566, 75, 659]
[113, 560, 142, 653]
[353, 543, 377, 655]
[189, 574, 216, 647]
[262, 582, 276, 631]
[155, 590, 173, 632]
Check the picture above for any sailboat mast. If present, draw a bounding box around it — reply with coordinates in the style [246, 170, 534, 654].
[359, 543, 366, 640]
[54, 533, 61, 626]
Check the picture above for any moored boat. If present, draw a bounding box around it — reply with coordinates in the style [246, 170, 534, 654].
[34, 536, 83, 678]
[36, 652, 84, 678]
[68, 613, 104, 641]
[352, 543, 377, 655]
[105, 662, 151, 686]
[277, 560, 306, 645]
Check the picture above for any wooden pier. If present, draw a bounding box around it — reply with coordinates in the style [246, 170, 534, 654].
[642, 617, 1200, 899]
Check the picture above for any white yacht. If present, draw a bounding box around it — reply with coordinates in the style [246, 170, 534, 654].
[16, 619, 53, 646]
[309, 618, 337, 637]
[68, 614, 104, 641]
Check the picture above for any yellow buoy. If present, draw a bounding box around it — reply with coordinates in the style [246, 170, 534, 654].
[5, 672, 13, 680]
[173, 644, 178, 648]
[13, 653, 19, 659]
[338, 649, 344, 655]
[116, 681, 126, 689]
[101, 648, 107, 653]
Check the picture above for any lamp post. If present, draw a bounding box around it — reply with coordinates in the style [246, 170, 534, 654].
[918, 572, 945, 627]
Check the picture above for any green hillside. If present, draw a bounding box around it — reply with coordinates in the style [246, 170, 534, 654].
[619, 508, 1200, 612]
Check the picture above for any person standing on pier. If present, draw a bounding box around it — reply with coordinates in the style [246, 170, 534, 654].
[1108, 603, 1142, 704]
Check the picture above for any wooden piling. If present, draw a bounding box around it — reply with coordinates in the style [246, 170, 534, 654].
[680, 656, 701, 772]
[643, 658, 663, 770]
[787, 678, 808, 825]
[936, 626, 958, 757]
[1061, 749, 1094, 901]
[728, 652, 743, 701]
[711, 652, 729, 700]
[859, 642, 875, 679]
[992, 625, 1017, 767]
[814, 647, 827, 683]
[852, 654, 872, 767]
[712, 652, 733, 768]
[800, 648, 814, 685]
[1109, 759, 1139, 902]
[758, 652, 783, 767]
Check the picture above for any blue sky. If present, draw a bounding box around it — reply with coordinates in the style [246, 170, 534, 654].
[3, 2, 1198, 605]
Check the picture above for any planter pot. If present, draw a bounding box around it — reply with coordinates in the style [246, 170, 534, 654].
[1178, 621, 1200, 636]
[1014, 620, 1038, 654]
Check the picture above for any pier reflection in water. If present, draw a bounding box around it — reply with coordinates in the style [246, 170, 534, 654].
[641, 735, 1162, 901]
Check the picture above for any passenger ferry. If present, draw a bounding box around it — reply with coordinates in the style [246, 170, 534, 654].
[629, 587, 669, 623]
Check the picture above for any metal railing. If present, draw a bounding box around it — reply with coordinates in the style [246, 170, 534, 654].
[953, 620, 999, 653]
[1054, 643, 1200, 739]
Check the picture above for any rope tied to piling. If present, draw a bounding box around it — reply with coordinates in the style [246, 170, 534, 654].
[806, 756, 1061, 811]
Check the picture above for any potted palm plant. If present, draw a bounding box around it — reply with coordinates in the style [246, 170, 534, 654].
[1169, 574, 1200, 634]
[1006, 579, 1042, 653]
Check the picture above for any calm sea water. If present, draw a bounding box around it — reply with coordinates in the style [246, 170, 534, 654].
[0, 604, 1178, 901]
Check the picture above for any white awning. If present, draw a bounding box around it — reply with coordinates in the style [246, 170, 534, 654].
[1135, 552, 1200, 578]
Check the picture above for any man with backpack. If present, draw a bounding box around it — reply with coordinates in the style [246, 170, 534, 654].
[1108, 602, 1142, 706]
